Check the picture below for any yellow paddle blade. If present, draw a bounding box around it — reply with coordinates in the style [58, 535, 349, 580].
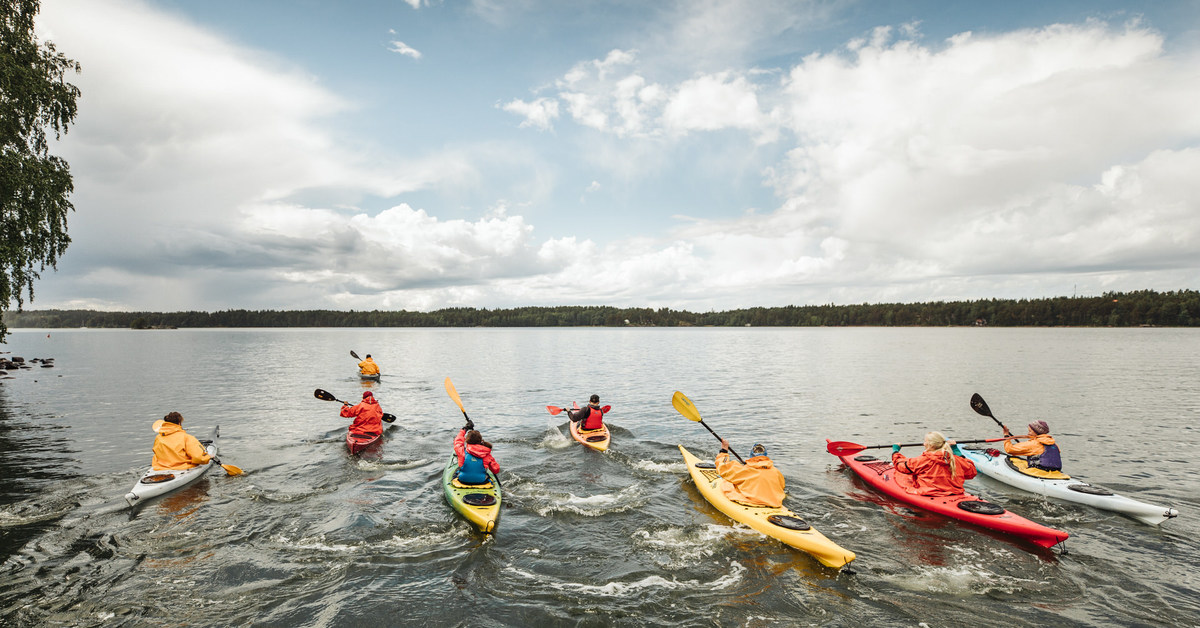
[671, 391, 703, 422]
[444, 377, 464, 411]
[221, 463, 244, 476]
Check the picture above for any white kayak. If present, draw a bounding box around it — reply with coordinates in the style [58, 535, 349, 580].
[125, 426, 220, 507]
[961, 445, 1178, 526]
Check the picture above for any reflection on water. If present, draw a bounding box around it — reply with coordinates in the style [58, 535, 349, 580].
[0, 327, 1198, 625]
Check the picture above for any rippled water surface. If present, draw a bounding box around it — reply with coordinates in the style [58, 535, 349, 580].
[1, 327, 1198, 626]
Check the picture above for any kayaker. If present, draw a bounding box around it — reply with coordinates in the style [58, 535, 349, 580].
[358, 354, 381, 376]
[891, 431, 977, 496]
[151, 412, 213, 471]
[568, 394, 606, 431]
[715, 438, 785, 508]
[340, 391, 383, 436]
[454, 418, 500, 485]
[1002, 420, 1063, 471]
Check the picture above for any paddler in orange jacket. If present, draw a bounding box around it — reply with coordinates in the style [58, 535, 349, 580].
[151, 412, 212, 470]
[1002, 420, 1063, 471]
[716, 439, 786, 508]
[358, 354, 380, 376]
[891, 431, 977, 496]
[340, 391, 384, 436]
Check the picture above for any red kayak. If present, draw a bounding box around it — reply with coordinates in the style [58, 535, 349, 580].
[346, 431, 382, 455]
[828, 439, 1068, 549]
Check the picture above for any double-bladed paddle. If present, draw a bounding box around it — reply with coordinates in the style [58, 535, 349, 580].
[671, 391, 744, 463]
[970, 393, 1009, 433]
[826, 437, 1009, 457]
[546, 404, 611, 415]
[313, 388, 396, 423]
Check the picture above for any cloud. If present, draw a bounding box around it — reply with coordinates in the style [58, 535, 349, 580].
[388, 40, 422, 59]
[501, 97, 559, 130]
[28, 2, 1200, 312]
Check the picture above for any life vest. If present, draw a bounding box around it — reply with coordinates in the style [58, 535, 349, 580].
[458, 450, 489, 484]
[1028, 443, 1063, 471]
[580, 405, 604, 431]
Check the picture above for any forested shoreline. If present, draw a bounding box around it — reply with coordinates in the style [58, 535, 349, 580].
[3, 290, 1197, 329]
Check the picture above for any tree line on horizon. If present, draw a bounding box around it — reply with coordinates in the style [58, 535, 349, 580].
[3, 290, 1198, 330]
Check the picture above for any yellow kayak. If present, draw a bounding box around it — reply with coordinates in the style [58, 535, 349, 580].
[679, 445, 855, 569]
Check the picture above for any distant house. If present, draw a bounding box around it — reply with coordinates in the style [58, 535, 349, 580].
[974, 318, 987, 326]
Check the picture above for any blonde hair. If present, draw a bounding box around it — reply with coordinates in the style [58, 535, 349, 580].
[925, 431, 958, 477]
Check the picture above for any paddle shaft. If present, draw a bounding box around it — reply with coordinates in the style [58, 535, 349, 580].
[868, 437, 1003, 449]
[700, 420, 744, 463]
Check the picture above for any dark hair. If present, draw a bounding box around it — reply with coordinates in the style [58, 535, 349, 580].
[465, 430, 491, 448]
[365, 354, 372, 358]
[589, 394, 600, 403]
[163, 411, 183, 425]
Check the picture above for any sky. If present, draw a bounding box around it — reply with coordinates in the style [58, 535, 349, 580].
[26, 0, 1200, 312]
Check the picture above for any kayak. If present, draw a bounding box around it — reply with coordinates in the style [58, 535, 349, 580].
[359, 372, 381, 381]
[441, 454, 501, 533]
[346, 430, 382, 455]
[568, 402, 610, 451]
[828, 439, 1068, 549]
[125, 426, 219, 507]
[679, 445, 855, 569]
[960, 445, 1179, 526]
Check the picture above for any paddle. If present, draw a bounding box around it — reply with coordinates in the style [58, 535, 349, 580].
[671, 391, 744, 463]
[445, 377, 471, 423]
[214, 458, 244, 476]
[350, 350, 360, 360]
[546, 404, 612, 416]
[313, 388, 396, 423]
[826, 437, 1010, 457]
[970, 393, 1009, 434]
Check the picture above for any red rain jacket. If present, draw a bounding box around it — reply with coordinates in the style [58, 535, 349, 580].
[340, 397, 383, 436]
[891, 449, 978, 496]
[454, 429, 500, 475]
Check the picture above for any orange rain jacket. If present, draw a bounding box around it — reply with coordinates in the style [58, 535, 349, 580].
[891, 449, 978, 496]
[715, 452, 786, 508]
[340, 397, 383, 436]
[151, 422, 212, 471]
[358, 357, 380, 375]
[1004, 433, 1056, 457]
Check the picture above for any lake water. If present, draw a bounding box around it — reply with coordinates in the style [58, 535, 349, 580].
[1, 327, 1198, 626]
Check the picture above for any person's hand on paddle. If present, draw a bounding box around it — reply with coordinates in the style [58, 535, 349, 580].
[892, 444, 901, 453]
[464, 419, 474, 432]
[720, 438, 730, 452]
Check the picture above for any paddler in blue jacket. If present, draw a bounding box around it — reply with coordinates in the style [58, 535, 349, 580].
[568, 394, 606, 431]
[454, 417, 500, 485]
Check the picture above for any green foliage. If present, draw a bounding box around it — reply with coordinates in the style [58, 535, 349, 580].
[1, 0, 80, 342]
[3, 290, 1198, 329]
